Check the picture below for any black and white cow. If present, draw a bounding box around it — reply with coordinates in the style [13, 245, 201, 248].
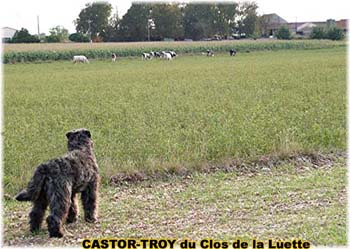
[206, 49, 214, 57]
[142, 52, 152, 60]
[229, 49, 237, 56]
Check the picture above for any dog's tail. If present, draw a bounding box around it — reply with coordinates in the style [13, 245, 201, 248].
[15, 165, 46, 202]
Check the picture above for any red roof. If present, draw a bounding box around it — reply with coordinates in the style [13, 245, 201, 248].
[336, 19, 348, 29]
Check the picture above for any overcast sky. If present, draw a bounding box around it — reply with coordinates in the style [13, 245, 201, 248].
[0, 0, 349, 35]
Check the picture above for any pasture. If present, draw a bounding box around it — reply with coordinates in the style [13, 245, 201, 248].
[3, 39, 346, 63]
[3, 46, 346, 246]
[4, 48, 346, 193]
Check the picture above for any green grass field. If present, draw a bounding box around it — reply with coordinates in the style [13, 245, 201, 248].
[3, 46, 347, 246]
[4, 48, 346, 194]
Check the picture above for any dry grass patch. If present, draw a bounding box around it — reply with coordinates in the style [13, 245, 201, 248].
[3, 159, 346, 247]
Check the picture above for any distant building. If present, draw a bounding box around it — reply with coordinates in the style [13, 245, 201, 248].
[336, 19, 348, 33]
[260, 14, 288, 36]
[2, 27, 17, 42]
[287, 22, 327, 36]
[261, 14, 348, 37]
[295, 23, 317, 36]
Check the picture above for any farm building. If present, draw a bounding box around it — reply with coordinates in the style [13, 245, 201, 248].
[261, 14, 348, 37]
[2, 27, 17, 42]
[336, 19, 348, 33]
[260, 14, 288, 37]
[288, 22, 328, 36]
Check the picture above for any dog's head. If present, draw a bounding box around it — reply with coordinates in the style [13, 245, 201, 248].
[66, 128, 93, 151]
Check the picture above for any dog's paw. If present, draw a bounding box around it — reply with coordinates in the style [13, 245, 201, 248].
[49, 230, 64, 238]
[85, 216, 98, 223]
[30, 227, 41, 234]
[66, 216, 78, 224]
[15, 189, 31, 201]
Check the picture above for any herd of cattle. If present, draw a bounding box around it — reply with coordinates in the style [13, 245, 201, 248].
[141, 50, 177, 60]
[72, 48, 237, 63]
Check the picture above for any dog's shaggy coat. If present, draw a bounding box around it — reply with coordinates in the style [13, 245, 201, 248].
[15, 128, 99, 238]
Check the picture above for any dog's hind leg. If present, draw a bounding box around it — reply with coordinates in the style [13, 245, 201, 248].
[66, 192, 79, 223]
[46, 181, 72, 238]
[29, 191, 48, 233]
[81, 181, 99, 223]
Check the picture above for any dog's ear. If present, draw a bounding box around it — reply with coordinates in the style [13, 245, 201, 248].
[66, 131, 73, 140]
[83, 129, 91, 138]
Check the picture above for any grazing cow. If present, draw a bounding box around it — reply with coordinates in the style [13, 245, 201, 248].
[112, 53, 117, 62]
[229, 49, 236, 56]
[142, 53, 152, 60]
[207, 50, 214, 57]
[161, 51, 172, 60]
[73, 55, 89, 63]
[167, 51, 177, 58]
[154, 52, 161, 58]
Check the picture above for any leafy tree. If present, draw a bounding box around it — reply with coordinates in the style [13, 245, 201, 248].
[46, 26, 69, 43]
[151, 3, 184, 40]
[68, 33, 90, 42]
[326, 27, 344, 40]
[236, 2, 259, 36]
[183, 4, 215, 40]
[213, 3, 238, 37]
[310, 26, 344, 40]
[183, 3, 238, 40]
[276, 25, 291, 40]
[45, 35, 60, 43]
[118, 3, 184, 41]
[310, 26, 326, 39]
[49, 26, 69, 41]
[10, 28, 40, 43]
[75, 2, 112, 41]
[100, 12, 121, 42]
[117, 4, 151, 41]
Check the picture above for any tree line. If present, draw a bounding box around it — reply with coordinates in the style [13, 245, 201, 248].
[7, 2, 344, 43]
[74, 2, 260, 42]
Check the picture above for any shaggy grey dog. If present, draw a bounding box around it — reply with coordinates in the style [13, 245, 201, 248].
[15, 128, 99, 238]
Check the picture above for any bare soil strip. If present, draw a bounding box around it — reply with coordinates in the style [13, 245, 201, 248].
[109, 152, 346, 184]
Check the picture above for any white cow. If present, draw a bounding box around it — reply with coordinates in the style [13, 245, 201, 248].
[73, 55, 89, 63]
[161, 51, 172, 60]
[168, 51, 177, 58]
[112, 53, 117, 62]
